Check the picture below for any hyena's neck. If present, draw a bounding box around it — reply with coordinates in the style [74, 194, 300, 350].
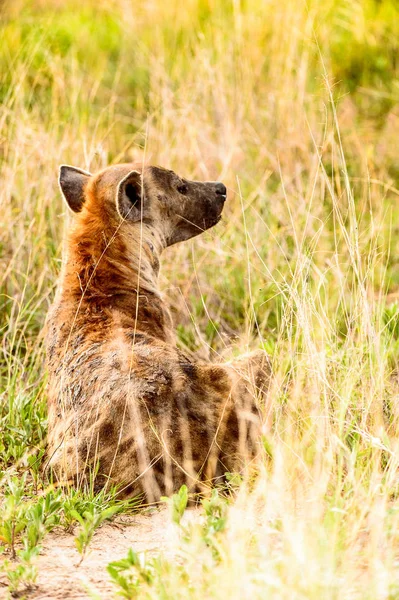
[59, 221, 175, 344]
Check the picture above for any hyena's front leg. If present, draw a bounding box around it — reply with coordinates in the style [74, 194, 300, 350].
[200, 350, 271, 480]
[228, 349, 271, 465]
[226, 349, 271, 401]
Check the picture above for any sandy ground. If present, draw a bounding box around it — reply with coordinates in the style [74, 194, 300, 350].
[0, 506, 196, 599]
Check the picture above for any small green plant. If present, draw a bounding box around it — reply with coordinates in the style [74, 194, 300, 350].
[224, 471, 244, 493]
[107, 548, 156, 599]
[25, 491, 62, 550]
[60, 485, 140, 531]
[161, 484, 189, 525]
[202, 489, 227, 535]
[107, 549, 193, 599]
[27, 448, 46, 494]
[72, 504, 121, 564]
[0, 476, 28, 559]
[200, 489, 228, 560]
[0, 546, 40, 597]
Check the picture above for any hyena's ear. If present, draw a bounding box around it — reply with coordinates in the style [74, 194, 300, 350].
[116, 170, 143, 221]
[59, 165, 91, 213]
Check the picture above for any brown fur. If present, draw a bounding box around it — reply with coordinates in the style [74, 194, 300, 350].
[45, 163, 270, 500]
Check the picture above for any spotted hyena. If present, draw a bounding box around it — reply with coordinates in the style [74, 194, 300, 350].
[45, 163, 270, 500]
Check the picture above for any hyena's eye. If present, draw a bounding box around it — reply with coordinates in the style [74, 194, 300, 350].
[177, 183, 188, 195]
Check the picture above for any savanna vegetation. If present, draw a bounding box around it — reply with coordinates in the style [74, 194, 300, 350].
[1, 0, 399, 597]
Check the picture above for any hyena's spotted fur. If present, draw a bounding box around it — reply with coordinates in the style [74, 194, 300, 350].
[45, 163, 270, 500]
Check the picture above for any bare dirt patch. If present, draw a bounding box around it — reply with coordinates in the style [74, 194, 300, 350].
[0, 506, 197, 600]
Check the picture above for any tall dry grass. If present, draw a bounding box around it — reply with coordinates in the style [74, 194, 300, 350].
[2, 0, 399, 597]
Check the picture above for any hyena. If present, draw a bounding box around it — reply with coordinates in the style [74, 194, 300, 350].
[45, 163, 270, 501]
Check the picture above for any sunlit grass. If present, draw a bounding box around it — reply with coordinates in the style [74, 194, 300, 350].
[1, 0, 399, 597]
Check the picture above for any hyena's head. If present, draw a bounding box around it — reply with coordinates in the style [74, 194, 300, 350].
[59, 163, 227, 248]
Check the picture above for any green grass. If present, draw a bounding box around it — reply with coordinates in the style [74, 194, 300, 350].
[2, 0, 399, 597]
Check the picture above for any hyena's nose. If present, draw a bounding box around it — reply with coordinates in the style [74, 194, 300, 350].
[215, 182, 227, 198]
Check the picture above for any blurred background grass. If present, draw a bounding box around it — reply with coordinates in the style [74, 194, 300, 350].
[2, 0, 399, 597]
[2, 0, 399, 348]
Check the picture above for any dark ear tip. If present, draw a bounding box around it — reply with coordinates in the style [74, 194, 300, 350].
[58, 164, 91, 213]
[59, 165, 67, 182]
[59, 164, 92, 179]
